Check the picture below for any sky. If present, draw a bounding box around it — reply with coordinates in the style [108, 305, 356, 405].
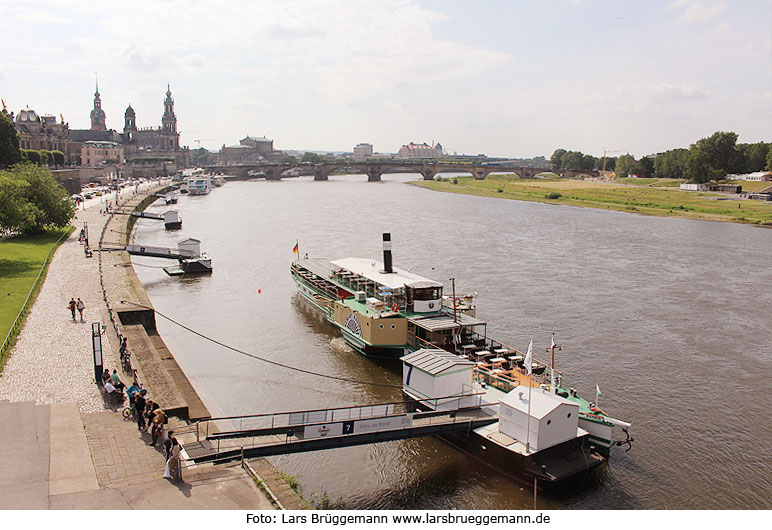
[1, 0, 770, 158]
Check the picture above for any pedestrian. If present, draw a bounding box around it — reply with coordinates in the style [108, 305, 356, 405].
[164, 434, 182, 481]
[164, 430, 175, 460]
[134, 389, 147, 431]
[151, 406, 166, 446]
[101, 368, 111, 385]
[68, 298, 76, 321]
[76, 298, 85, 322]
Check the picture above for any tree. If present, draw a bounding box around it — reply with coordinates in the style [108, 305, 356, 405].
[746, 142, 770, 172]
[767, 148, 772, 171]
[0, 163, 75, 234]
[39, 149, 52, 166]
[637, 157, 654, 178]
[280, 153, 298, 164]
[25, 149, 41, 164]
[581, 154, 598, 171]
[653, 148, 688, 179]
[0, 112, 22, 167]
[561, 151, 583, 170]
[550, 149, 567, 170]
[685, 149, 711, 183]
[191, 147, 214, 166]
[615, 154, 636, 177]
[694, 131, 743, 174]
[301, 152, 324, 164]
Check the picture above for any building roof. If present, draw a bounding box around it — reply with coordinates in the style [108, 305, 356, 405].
[401, 348, 474, 375]
[83, 141, 120, 148]
[242, 136, 273, 143]
[500, 385, 578, 420]
[16, 109, 40, 123]
[70, 129, 118, 142]
[331, 257, 443, 290]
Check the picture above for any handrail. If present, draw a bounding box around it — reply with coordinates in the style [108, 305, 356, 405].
[0, 227, 73, 361]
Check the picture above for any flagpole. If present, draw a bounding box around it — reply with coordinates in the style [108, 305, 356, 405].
[525, 337, 533, 454]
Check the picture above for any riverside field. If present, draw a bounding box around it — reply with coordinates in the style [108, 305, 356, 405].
[411, 175, 772, 225]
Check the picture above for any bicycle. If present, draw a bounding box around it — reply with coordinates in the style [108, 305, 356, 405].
[122, 402, 136, 421]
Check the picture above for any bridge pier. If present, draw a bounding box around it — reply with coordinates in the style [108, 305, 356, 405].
[313, 165, 331, 181]
[420, 167, 437, 180]
[472, 167, 493, 180]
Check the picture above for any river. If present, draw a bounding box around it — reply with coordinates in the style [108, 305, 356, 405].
[131, 173, 772, 509]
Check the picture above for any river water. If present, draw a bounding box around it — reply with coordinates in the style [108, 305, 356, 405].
[131, 174, 772, 509]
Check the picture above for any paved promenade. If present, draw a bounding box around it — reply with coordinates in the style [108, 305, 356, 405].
[0, 185, 274, 510]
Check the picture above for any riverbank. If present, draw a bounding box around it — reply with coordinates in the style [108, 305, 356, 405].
[410, 175, 772, 225]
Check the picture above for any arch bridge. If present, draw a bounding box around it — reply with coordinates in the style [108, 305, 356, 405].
[205, 162, 597, 182]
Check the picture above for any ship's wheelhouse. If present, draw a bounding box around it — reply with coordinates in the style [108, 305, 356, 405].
[406, 281, 443, 314]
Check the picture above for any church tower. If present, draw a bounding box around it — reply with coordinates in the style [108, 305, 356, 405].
[124, 104, 136, 142]
[161, 84, 177, 134]
[90, 79, 107, 131]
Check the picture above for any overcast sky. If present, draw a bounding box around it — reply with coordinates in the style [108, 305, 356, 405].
[2, 0, 770, 158]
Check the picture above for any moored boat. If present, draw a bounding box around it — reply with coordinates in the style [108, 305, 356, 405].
[290, 233, 631, 458]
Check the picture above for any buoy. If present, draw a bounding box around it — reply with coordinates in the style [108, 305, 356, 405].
[258, 289, 261, 294]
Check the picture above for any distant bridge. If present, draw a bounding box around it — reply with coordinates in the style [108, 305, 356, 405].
[205, 161, 597, 182]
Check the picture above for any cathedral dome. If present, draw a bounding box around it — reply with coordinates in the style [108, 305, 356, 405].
[125, 104, 135, 117]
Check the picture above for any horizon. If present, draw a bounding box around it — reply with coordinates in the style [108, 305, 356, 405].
[2, 0, 770, 159]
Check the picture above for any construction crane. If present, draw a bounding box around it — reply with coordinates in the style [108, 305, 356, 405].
[602, 148, 628, 175]
[194, 139, 214, 148]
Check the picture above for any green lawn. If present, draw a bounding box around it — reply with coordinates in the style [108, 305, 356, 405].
[412, 176, 772, 225]
[0, 227, 73, 370]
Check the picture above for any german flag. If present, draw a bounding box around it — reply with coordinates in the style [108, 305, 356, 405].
[292, 242, 299, 254]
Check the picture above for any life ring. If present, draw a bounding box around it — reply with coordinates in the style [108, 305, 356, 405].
[391, 303, 400, 312]
[453, 297, 463, 309]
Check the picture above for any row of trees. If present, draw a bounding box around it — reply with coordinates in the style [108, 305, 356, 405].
[0, 163, 75, 235]
[21, 149, 66, 166]
[551, 132, 772, 182]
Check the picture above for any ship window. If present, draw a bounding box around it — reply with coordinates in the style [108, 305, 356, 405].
[567, 413, 572, 418]
[379, 324, 384, 328]
[547, 420, 551, 425]
[391, 325, 395, 329]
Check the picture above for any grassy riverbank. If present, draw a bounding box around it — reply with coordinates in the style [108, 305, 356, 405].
[0, 227, 73, 371]
[411, 175, 772, 225]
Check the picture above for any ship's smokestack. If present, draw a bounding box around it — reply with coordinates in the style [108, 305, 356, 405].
[382, 233, 393, 273]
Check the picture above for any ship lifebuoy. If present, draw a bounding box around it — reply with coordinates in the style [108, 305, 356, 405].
[453, 297, 463, 309]
[391, 303, 400, 312]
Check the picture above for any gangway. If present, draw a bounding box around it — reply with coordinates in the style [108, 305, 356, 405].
[180, 397, 498, 464]
[120, 210, 182, 230]
[125, 244, 196, 260]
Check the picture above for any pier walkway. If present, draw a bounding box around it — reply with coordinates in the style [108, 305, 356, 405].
[180, 400, 499, 465]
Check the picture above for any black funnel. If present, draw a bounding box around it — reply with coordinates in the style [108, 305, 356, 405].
[382, 233, 393, 273]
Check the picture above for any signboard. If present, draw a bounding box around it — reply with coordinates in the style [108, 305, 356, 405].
[303, 423, 344, 439]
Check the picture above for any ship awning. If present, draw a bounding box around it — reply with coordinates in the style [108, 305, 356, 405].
[409, 312, 487, 331]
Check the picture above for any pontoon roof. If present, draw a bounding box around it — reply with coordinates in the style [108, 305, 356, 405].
[331, 258, 443, 290]
[400, 348, 474, 375]
[409, 312, 487, 331]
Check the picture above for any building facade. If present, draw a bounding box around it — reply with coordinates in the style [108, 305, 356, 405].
[81, 140, 124, 166]
[218, 135, 279, 164]
[13, 109, 71, 156]
[353, 143, 373, 161]
[398, 142, 443, 159]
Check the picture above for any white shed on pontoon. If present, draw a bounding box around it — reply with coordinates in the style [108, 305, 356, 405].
[499, 385, 580, 452]
[177, 237, 201, 257]
[400, 348, 478, 411]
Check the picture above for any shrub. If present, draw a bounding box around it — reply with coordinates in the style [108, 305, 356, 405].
[497, 187, 504, 193]
[452, 178, 458, 185]
[39, 150, 52, 166]
[25, 150, 41, 165]
[545, 192, 562, 200]
[52, 150, 65, 165]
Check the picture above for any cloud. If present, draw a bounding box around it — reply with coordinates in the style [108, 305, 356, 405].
[667, 0, 727, 24]
[266, 23, 324, 40]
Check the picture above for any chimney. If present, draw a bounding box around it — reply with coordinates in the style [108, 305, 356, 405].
[382, 233, 393, 273]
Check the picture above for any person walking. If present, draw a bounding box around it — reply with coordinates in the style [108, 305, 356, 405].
[76, 298, 85, 322]
[68, 298, 76, 321]
[134, 389, 147, 431]
[164, 434, 182, 481]
[151, 406, 166, 446]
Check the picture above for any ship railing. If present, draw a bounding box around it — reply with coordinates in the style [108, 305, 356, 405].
[291, 264, 340, 300]
[462, 330, 562, 378]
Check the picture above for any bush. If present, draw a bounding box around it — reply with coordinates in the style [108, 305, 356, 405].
[497, 187, 504, 193]
[39, 150, 52, 166]
[52, 150, 65, 165]
[545, 192, 562, 200]
[452, 178, 458, 185]
[0, 163, 75, 234]
[24, 150, 41, 165]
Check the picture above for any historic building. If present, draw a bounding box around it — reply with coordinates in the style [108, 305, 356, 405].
[13, 109, 71, 156]
[218, 135, 279, 164]
[398, 141, 443, 159]
[81, 140, 124, 166]
[90, 80, 107, 130]
[122, 85, 189, 166]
